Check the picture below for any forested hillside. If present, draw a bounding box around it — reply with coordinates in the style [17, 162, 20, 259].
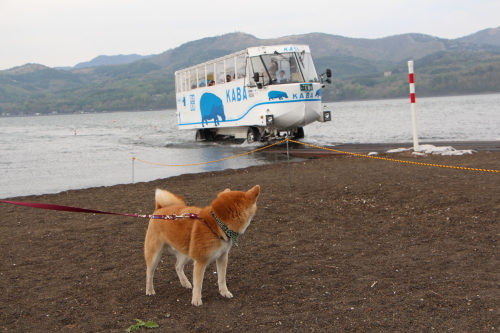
[1, 28, 499, 115]
[322, 51, 500, 101]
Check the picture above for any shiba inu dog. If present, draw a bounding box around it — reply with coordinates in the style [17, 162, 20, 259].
[144, 185, 260, 306]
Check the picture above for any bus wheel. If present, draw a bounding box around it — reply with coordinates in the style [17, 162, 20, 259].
[204, 129, 214, 141]
[247, 127, 260, 143]
[195, 129, 205, 141]
[293, 127, 305, 139]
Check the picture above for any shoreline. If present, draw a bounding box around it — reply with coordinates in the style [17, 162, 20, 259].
[3, 141, 498, 200]
[265, 140, 500, 157]
[3, 92, 500, 117]
[323, 91, 500, 104]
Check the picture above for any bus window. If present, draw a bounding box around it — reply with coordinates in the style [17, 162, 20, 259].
[216, 61, 225, 83]
[289, 56, 303, 83]
[297, 52, 319, 82]
[189, 69, 197, 89]
[225, 58, 235, 82]
[250, 55, 278, 85]
[249, 52, 318, 84]
[249, 56, 262, 86]
[197, 66, 207, 87]
[207, 63, 215, 86]
[274, 56, 291, 84]
[236, 54, 246, 79]
[265, 56, 278, 83]
[179, 72, 187, 92]
[247, 58, 257, 87]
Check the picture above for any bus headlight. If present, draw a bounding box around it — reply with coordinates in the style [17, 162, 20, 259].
[266, 115, 274, 125]
[322, 111, 331, 122]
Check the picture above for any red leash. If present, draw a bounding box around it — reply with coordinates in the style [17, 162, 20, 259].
[0, 200, 199, 220]
[1, 200, 232, 243]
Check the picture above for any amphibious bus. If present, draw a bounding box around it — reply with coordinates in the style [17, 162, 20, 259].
[174, 44, 332, 142]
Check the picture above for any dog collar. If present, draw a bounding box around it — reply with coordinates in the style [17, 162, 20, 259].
[211, 212, 239, 246]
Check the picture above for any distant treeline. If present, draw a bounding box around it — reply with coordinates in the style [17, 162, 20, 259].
[0, 70, 177, 114]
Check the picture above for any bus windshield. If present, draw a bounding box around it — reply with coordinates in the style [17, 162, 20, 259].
[250, 52, 318, 85]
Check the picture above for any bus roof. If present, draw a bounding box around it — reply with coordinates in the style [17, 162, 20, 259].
[246, 44, 311, 57]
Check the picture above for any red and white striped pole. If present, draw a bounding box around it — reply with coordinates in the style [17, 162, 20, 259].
[408, 60, 419, 151]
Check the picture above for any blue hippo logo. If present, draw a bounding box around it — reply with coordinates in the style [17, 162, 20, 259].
[268, 91, 288, 101]
[315, 89, 322, 97]
[200, 93, 225, 127]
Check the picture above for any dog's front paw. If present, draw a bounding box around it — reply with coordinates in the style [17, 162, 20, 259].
[146, 281, 156, 295]
[220, 290, 233, 299]
[180, 279, 192, 289]
[191, 298, 203, 306]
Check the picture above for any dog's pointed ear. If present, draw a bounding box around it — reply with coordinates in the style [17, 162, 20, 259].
[247, 185, 260, 200]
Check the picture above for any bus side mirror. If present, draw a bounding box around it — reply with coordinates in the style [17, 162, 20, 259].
[320, 69, 332, 84]
[253, 72, 260, 82]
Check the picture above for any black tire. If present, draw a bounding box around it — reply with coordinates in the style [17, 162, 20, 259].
[293, 127, 305, 139]
[246, 127, 260, 143]
[204, 129, 214, 141]
[195, 129, 205, 141]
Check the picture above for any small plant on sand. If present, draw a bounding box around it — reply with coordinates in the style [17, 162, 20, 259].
[125, 319, 159, 332]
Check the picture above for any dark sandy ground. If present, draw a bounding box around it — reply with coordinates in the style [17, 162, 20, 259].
[1, 151, 499, 332]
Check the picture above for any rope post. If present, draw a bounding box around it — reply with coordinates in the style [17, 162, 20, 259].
[132, 157, 135, 183]
[408, 61, 419, 151]
[286, 138, 292, 193]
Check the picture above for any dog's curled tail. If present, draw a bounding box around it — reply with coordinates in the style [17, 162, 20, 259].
[155, 189, 186, 210]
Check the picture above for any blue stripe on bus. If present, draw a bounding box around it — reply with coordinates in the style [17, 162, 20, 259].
[178, 99, 321, 126]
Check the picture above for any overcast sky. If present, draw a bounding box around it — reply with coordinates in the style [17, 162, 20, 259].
[0, 0, 499, 70]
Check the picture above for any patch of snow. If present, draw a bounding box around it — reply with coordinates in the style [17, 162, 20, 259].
[441, 150, 475, 156]
[414, 144, 438, 152]
[386, 148, 411, 153]
[425, 146, 456, 154]
[387, 144, 476, 156]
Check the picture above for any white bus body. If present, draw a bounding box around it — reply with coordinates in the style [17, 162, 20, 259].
[174, 44, 331, 142]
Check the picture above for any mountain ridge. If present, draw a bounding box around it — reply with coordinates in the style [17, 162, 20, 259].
[2, 27, 499, 73]
[455, 26, 500, 46]
[142, 29, 500, 74]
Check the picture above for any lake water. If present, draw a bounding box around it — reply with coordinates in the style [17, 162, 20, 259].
[1, 94, 499, 199]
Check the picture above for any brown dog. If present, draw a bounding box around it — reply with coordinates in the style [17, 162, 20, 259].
[144, 185, 260, 306]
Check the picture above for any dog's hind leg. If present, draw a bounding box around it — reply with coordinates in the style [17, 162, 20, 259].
[216, 251, 233, 299]
[191, 260, 208, 306]
[144, 232, 164, 295]
[174, 252, 192, 289]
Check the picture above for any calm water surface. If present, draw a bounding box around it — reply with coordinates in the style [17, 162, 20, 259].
[1, 94, 499, 199]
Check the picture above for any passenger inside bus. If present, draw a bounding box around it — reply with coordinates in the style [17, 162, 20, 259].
[277, 70, 288, 84]
[226, 75, 231, 82]
[268, 60, 278, 80]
